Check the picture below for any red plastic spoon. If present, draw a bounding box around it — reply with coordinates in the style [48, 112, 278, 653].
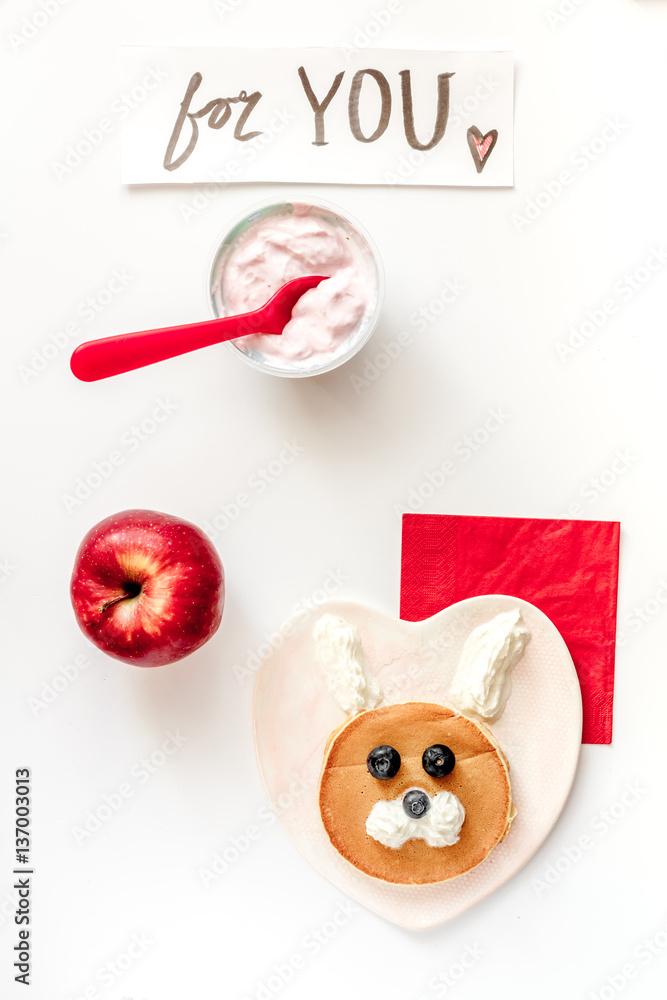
[70, 274, 328, 382]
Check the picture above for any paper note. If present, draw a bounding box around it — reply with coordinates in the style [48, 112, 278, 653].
[120, 46, 514, 186]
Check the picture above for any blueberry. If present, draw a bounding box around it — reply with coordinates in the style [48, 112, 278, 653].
[366, 745, 401, 780]
[422, 744, 455, 778]
[403, 789, 430, 818]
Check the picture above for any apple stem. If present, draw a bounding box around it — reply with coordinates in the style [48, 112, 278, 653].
[99, 595, 130, 613]
[99, 582, 142, 614]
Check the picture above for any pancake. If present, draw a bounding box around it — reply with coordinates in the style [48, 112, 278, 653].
[318, 701, 514, 885]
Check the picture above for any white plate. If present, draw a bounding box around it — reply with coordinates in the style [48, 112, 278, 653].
[254, 595, 582, 930]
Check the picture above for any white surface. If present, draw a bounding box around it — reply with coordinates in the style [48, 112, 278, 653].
[254, 597, 581, 929]
[1, 0, 666, 998]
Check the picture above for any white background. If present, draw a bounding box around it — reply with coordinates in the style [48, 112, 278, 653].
[2, 1, 667, 999]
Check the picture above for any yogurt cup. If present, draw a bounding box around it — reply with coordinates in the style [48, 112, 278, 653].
[207, 199, 384, 377]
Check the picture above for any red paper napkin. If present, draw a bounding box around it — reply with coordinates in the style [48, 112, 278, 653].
[400, 513, 620, 744]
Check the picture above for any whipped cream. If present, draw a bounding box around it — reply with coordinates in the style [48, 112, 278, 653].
[449, 609, 531, 721]
[313, 614, 381, 716]
[221, 204, 374, 366]
[366, 790, 465, 849]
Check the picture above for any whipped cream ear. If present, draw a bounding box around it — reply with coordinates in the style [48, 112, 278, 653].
[313, 614, 382, 716]
[449, 608, 531, 722]
[366, 791, 465, 849]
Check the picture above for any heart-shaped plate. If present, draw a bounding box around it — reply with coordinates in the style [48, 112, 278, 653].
[254, 595, 582, 929]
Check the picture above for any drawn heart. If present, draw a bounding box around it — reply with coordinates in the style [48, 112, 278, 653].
[467, 126, 499, 173]
[254, 595, 581, 929]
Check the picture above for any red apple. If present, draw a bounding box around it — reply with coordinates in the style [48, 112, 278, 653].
[70, 509, 224, 667]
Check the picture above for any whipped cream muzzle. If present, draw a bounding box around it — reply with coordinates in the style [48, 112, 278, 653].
[366, 789, 465, 849]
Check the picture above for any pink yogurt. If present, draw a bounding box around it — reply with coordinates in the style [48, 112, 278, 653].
[210, 202, 382, 376]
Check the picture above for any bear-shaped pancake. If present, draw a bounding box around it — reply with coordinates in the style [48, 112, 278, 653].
[314, 611, 528, 885]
